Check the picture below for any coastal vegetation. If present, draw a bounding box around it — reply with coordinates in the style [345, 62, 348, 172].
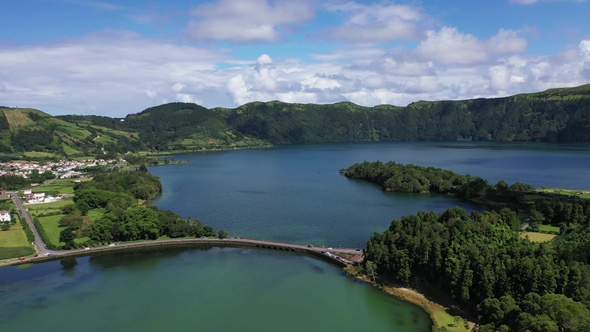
[343, 161, 590, 331]
[63, 168, 216, 248]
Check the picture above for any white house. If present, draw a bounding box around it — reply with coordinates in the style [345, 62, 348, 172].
[0, 210, 11, 222]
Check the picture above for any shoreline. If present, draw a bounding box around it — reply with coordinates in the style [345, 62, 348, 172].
[344, 269, 474, 332]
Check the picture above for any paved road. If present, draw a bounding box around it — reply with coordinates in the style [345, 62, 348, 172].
[11, 192, 60, 257]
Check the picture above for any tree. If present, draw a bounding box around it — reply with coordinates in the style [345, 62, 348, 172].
[59, 227, 76, 249]
[138, 164, 148, 173]
[217, 229, 228, 239]
[365, 260, 377, 281]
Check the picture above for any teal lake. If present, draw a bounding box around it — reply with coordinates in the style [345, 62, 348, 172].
[1, 142, 589, 331]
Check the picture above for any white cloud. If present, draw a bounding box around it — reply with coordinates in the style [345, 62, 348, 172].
[488, 29, 528, 53]
[324, 2, 425, 42]
[0, 30, 230, 116]
[185, 0, 315, 42]
[417, 27, 527, 65]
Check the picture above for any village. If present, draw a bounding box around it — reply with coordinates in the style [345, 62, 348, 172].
[0, 158, 125, 180]
[0, 158, 128, 223]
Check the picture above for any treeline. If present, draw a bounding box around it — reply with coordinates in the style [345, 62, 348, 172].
[59, 168, 218, 248]
[366, 207, 590, 331]
[52, 84, 590, 154]
[342, 161, 537, 216]
[0, 170, 55, 190]
[342, 161, 590, 233]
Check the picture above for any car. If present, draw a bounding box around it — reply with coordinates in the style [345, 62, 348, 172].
[109, 243, 116, 247]
[327, 247, 333, 250]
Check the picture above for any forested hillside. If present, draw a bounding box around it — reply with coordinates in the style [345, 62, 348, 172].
[67, 84, 590, 152]
[2, 84, 589, 156]
[225, 84, 590, 143]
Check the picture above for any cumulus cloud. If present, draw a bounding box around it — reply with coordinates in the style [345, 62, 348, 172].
[0, 30, 230, 116]
[324, 2, 425, 42]
[185, 0, 315, 42]
[417, 27, 528, 65]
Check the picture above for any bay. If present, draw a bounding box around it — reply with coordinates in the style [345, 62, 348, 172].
[0, 247, 432, 332]
[2, 141, 589, 332]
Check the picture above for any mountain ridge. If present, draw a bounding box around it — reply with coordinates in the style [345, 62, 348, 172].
[1, 84, 588, 158]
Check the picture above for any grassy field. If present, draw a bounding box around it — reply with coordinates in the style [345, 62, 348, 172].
[26, 199, 73, 216]
[539, 188, 590, 199]
[538, 224, 560, 234]
[520, 231, 557, 242]
[29, 199, 99, 247]
[27, 199, 72, 247]
[0, 223, 34, 259]
[33, 178, 82, 195]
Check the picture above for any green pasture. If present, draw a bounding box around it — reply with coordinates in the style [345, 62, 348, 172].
[23, 151, 57, 159]
[87, 208, 106, 220]
[36, 212, 89, 246]
[539, 188, 590, 199]
[520, 231, 556, 243]
[30, 201, 102, 247]
[0, 223, 34, 259]
[538, 224, 560, 234]
[26, 199, 72, 216]
[37, 214, 64, 246]
[62, 143, 80, 156]
[33, 179, 78, 195]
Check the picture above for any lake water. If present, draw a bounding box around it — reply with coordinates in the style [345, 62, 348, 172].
[2, 142, 589, 332]
[149, 141, 590, 248]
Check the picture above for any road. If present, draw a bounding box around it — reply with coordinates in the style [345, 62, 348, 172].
[11, 192, 60, 257]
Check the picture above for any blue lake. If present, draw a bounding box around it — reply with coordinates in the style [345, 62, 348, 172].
[2, 141, 589, 331]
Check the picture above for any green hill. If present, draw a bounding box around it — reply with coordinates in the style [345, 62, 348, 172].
[3, 84, 590, 157]
[0, 107, 138, 159]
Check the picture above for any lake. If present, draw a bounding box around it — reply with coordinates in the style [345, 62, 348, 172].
[149, 141, 590, 248]
[1, 142, 589, 332]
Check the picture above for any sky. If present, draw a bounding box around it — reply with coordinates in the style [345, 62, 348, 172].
[1, 0, 589, 117]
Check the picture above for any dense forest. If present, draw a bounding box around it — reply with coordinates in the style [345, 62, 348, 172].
[53, 83, 590, 153]
[58, 168, 217, 248]
[344, 161, 590, 331]
[1, 84, 589, 157]
[366, 207, 590, 331]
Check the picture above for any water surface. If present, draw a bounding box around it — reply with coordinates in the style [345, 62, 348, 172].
[0, 247, 432, 332]
[3, 141, 589, 332]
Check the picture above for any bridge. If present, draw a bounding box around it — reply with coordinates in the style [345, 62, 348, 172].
[8, 194, 364, 268]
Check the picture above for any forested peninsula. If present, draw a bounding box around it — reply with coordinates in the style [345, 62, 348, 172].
[0, 84, 589, 159]
[50, 167, 218, 250]
[343, 161, 590, 331]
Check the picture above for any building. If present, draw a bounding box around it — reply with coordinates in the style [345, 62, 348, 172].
[0, 210, 11, 222]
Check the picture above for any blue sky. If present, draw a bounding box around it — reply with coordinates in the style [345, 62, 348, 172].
[1, 0, 589, 117]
